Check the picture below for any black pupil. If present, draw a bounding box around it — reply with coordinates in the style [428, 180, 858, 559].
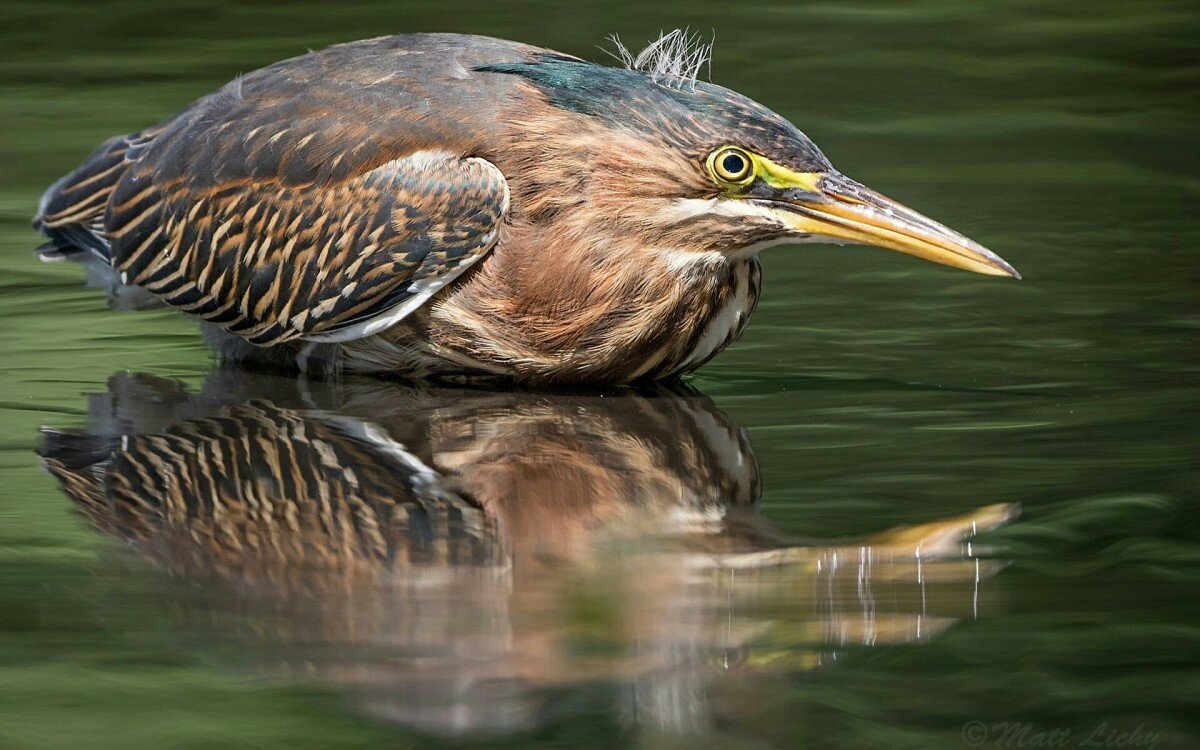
[721, 153, 746, 176]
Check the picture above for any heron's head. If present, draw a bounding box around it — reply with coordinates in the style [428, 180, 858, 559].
[481, 34, 1018, 278]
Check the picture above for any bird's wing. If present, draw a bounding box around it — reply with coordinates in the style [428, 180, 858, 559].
[107, 150, 508, 346]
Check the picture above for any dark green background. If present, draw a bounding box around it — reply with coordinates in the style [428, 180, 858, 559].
[1, 1, 1197, 748]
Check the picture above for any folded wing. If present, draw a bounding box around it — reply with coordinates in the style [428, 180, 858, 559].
[106, 151, 507, 345]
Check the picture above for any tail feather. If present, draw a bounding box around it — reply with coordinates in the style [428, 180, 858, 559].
[35, 133, 139, 237]
[35, 130, 165, 310]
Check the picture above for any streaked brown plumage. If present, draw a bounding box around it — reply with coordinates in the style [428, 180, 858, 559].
[35, 32, 1018, 384]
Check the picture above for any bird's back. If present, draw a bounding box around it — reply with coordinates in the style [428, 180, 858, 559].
[34, 33, 545, 264]
[34, 34, 557, 356]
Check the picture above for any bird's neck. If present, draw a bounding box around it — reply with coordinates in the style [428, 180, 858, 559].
[429, 223, 762, 383]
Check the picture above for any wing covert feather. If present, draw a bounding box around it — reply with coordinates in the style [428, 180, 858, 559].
[109, 151, 508, 345]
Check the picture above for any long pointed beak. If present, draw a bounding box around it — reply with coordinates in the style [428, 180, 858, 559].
[772, 172, 1020, 278]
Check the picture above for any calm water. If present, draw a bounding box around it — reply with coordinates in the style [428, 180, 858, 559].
[1, 1, 1198, 748]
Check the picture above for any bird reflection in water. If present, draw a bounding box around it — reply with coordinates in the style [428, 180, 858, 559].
[40, 370, 1015, 737]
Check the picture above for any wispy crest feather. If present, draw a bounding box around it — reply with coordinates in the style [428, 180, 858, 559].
[603, 29, 713, 90]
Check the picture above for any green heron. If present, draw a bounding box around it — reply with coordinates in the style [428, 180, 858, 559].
[35, 32, 1018, 385]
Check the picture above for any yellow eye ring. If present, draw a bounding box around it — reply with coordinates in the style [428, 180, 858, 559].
[709, 147, 754, 185]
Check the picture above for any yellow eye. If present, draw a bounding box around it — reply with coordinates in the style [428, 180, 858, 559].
[709, 147, 754, 184]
